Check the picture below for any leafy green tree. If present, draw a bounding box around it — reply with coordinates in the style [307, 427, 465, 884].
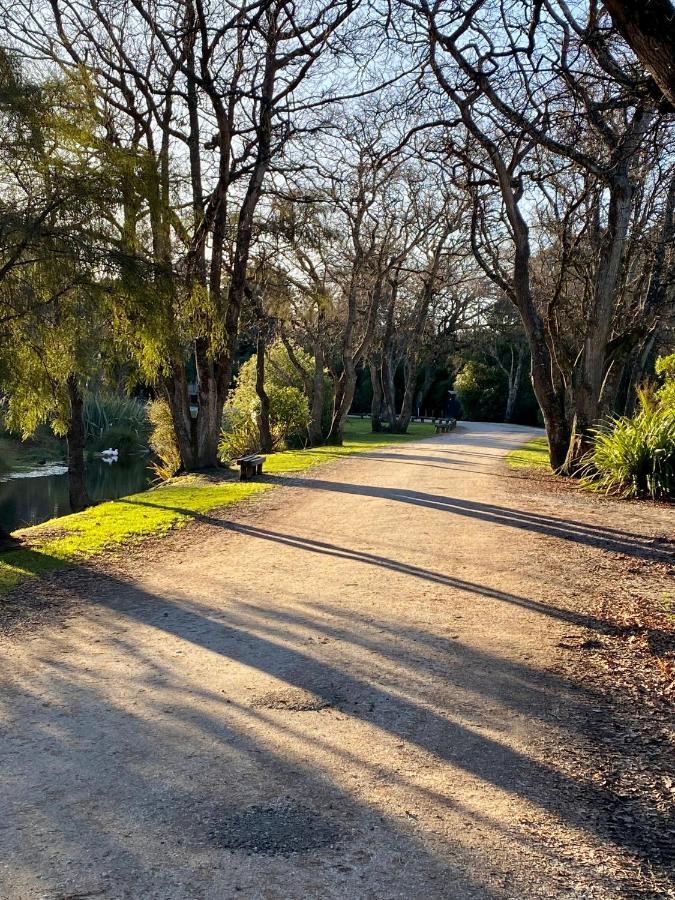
[8, 0, 361, 471]
[454, 361, 507, 423]
[220, 349, 310, 460]
[0, 58, 121, 513]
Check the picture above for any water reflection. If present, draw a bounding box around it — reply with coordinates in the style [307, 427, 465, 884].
[0, 456, 154, 532]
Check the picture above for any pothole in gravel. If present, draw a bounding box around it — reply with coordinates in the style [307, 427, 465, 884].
[250, 686, 341, 711]
[208, 800, 341, 855]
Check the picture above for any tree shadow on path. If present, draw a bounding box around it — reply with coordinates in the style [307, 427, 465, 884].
[270, 478, 674, 560]
[75, 564, 675, 873]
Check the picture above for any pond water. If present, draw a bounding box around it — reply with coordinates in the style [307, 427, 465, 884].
[0, 456, 154, 533]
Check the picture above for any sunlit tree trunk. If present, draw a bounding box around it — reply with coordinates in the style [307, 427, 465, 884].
[66, 375, 90, 513]
[308, 339, 325, 446]
[327, 361, 357, 445]
[563, 109, 652, 472]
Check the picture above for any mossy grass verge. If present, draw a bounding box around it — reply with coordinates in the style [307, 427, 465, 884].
[0, 420, 435, 597]
[505, 436, 550, 470]
[0, 432, 65, 469]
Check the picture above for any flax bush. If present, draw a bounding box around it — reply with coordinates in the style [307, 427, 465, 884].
[583, 387, 675, 500]
[83, 394, 150, 455]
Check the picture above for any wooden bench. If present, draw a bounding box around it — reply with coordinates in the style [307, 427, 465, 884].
[434, 418, 456, 434]
[236, 454, 266, 481]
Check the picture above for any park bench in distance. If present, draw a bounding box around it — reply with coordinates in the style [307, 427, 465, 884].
[236, 454, 266, 480]
[434, 418, 457, 434]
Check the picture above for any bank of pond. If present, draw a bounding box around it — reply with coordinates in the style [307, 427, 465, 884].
[0, 448, 153, 532]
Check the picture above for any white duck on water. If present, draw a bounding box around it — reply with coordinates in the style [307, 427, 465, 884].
[100, 448, 119, 464]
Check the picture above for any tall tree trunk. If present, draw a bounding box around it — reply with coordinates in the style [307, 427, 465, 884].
[391, 293, 436, 432]
[602, 0, 675, 109]
[280, 329, 324, 446]
[255, 331, 273, 453]
[415, 365, 434, 416]
[504, 345, 525, 423]
[563, 107, 654, 471]
[394, 357, 417, 433]
[181, 13, 223, 470]
[511, 237, 570, 469]
[369, 359, 384, 432]
[379, 284, 398, 430]
[327, 271, 360, 445]
[468, 118, 572, 471]
[327, 360, 357, 445]
[381, 348, 398, 431]
[392, 237, 446, 433]
[165, 13, 278, 472]
[194, 383, 223, 467]
[193, 339, 225, 468]
[564, 171, 636, 471]
[307, 339, 325, 446]
[325, 184, 385, 444]
[66, 375, 90, 513]
[219, 24, 277, 426]
[527, 336, 570, 470]
[163, 365, 196, 472]
[606, 173, 674, 418]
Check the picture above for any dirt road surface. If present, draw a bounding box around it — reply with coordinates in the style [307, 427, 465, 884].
[1, 423, 671, 899]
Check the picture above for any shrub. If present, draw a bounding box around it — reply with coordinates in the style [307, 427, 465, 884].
[83, 394, 150, 455]
[454, 361, 507, 422]
[583, 391, 675, 500]
[254, 341, 333, 436]
[219, 383, 309, 460]
[219, 352, 310, 461]
[268, 384, 310, 445]
[655, 352, 675, 411]
[147, 398, 182, 480]
[655, 352, 675, 382]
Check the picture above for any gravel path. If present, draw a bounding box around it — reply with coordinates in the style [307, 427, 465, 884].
[0, 423, 671, 900]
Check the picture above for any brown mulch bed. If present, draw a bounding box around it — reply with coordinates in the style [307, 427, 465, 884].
[510, 467, 675, 897]
[573, 563, 675, 883]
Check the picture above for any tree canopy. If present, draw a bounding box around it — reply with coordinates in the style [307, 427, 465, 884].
[0, 0, 672, 496]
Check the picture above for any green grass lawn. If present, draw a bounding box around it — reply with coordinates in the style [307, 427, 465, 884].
[0, 419, 435, 597]
[505, 435, 550, 470]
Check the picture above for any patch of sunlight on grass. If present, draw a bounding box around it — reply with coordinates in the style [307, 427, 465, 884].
[0, 480, 270, 596]
[265, 420, 436, 474]
[506, 436, 550, 470]
[0, 418, 437, 596]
